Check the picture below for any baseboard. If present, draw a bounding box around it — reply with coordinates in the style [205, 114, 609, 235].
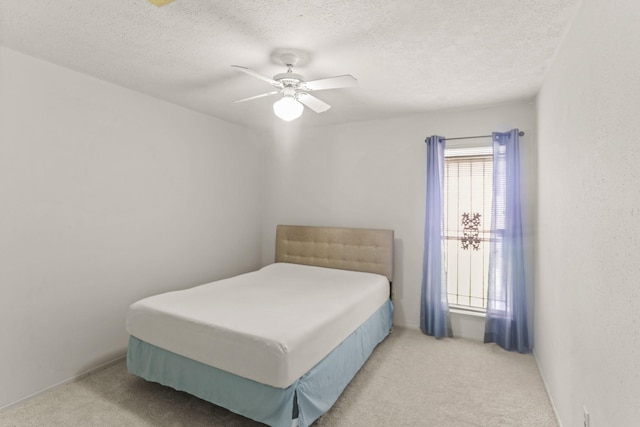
[532, 349, 563, 427]
[0, 354, 126, 411]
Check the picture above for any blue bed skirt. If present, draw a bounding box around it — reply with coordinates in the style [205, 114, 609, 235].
[127, 299, 393, 427]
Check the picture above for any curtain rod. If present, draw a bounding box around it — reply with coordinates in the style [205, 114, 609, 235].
[444, 131, 525, 141]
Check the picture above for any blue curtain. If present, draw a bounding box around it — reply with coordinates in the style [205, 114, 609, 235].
[420, 135, 451, 338]
[484, 129, 531, 353]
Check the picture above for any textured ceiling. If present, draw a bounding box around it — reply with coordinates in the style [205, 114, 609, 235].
[0, 0, 582, 129]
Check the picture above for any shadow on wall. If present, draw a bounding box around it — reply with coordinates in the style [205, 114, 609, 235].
[392, 237, 404, 321]
[391, 238, 403, 299]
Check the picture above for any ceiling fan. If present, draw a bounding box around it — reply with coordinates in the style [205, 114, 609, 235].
[231, 53, 357, 122]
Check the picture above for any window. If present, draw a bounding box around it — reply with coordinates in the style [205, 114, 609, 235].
[444, 146, 493, 310]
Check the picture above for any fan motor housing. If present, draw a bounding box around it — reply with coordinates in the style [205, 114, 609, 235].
[274, 73, 304, 87]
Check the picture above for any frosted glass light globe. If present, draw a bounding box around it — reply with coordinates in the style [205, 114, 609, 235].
[273, 96, 304, 121]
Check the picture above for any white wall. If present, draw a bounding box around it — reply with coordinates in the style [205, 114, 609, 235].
[0, 47, 265, 408]
[535, 1, 640, 425]
[263, 102, 536, 333]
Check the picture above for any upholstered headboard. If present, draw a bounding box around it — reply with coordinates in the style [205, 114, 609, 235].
[275, 225, 394, 282]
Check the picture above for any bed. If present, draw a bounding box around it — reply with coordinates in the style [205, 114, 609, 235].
[126, 225, 394, 427]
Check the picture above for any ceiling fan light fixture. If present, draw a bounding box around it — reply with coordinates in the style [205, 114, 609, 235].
[232, 57, 356, 121]
[273, 96, 303, 121]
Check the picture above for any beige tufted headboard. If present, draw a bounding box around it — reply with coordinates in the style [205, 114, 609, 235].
[275, 225, 394, 282]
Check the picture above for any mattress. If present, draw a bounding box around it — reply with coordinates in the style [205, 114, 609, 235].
[126, 262, 390, 388]
[127, 300, 393, 427]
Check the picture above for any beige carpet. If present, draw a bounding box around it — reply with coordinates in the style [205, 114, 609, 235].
[0, 327, 557, 426]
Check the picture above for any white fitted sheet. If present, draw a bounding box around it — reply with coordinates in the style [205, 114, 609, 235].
[126, 263, 390, 388]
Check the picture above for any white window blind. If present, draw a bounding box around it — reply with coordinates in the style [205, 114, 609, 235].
[444, 150, 493, 309]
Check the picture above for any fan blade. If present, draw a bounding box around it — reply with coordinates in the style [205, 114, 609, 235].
[298, 93, 331, 113]
[231, 65, 283, 88]
[303, 74, 357, 91]
[233, 91, 280, 103]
